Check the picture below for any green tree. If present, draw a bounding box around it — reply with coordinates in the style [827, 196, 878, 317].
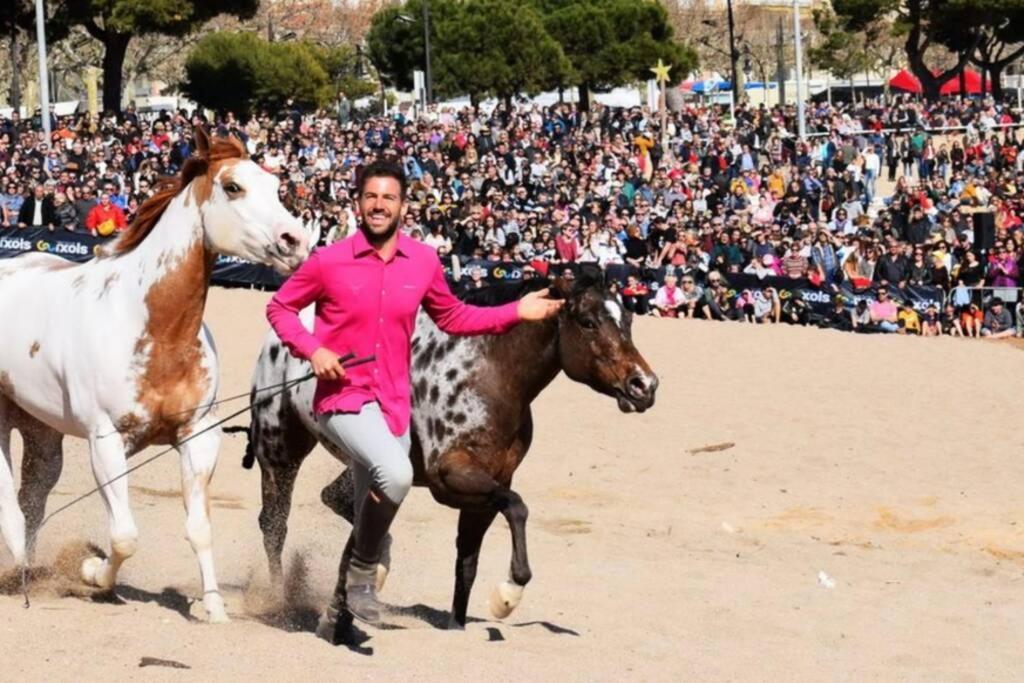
[433, 0, 573, 105]
[366, 0, 462, 93]
[535, 0, 697, 110]
[183, 32, 334, 115]
[810, 7, 874, 82]
[307, 44, 379, 101]
[368, 0, 571, 104]
[62, 0, 259, 113]
[950, 0, 1024, 98]
[827, 0, 982, 100]
[367, 0, 694, 108]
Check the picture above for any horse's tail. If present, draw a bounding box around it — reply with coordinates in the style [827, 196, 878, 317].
[223, 424, 257, 470]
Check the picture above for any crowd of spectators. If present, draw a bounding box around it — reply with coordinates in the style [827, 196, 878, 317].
[4, 91, 1024, 338]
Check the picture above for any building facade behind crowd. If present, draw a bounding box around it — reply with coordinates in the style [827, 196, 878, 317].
[4, 93, 1024, 338]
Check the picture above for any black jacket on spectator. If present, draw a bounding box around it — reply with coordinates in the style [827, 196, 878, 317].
[875, 254, 909, 284]
[75, 197, 98, 225]
[17, 195, 57, 227]
[907, 216, 932, 245]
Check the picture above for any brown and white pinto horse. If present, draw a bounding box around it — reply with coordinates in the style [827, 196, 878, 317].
[237, 273, 658, 635]
[0, 129, 309, 622]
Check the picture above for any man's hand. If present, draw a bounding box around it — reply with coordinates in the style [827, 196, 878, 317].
[518, 288, 564, 321]
[311, 347, 347, 381]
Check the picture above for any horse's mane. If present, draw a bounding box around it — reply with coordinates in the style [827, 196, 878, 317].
[108, 135, 247, 256]
[457, 265, 607, 307]
[458, 278, 550, 306]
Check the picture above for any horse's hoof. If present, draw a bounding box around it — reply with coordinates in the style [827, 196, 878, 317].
[488, 580, 524, 619]
[446, 616, 466, 631]
[375, 564, 389, 593]
[316, 612, 342, 644]
[204, 593, 230, 624]
[81, 556, 111, 589]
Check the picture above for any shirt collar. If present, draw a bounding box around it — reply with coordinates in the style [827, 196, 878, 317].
[351, 227, 411, 260]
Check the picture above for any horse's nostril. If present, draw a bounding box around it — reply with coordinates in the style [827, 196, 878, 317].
[280, 232, 299, 249]
[627, 374, 647, 398]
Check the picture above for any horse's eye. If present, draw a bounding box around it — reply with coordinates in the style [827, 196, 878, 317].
[580, 318, 599, 331]
[224, 182, 242, 194]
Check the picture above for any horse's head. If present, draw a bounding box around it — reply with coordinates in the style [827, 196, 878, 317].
[551, 270, 658, 413]
[192, 128, 309, 274]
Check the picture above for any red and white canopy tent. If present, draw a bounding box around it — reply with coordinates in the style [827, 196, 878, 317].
[888, 68, 990, 95]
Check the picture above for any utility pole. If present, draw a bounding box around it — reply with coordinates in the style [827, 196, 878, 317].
[726, 0, 740, 102]
[793, 0, 805, 140]
[9, 29, 21, 112]
[34, 0, 51, 138]
[776, 17, 785, 106]
[422, 0, 433, 105]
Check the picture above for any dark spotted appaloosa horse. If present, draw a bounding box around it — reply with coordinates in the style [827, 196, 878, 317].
[234, 274, 658, 633]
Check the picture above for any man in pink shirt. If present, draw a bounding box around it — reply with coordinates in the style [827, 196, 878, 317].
[266, 160, 561, 626]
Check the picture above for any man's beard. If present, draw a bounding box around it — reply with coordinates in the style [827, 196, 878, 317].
[360, 211, 401, 246]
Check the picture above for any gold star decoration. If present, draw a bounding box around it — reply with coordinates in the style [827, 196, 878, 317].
[650, 59, 672, 84]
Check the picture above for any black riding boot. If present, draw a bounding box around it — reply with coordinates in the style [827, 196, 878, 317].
[346, 489, 399, 625]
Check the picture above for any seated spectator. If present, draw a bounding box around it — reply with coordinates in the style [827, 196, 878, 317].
[701, 271, 729, 320]
[678, 275, 705, 319]
[869, 287, 900, 333]
[921, 304, 941, 336]
[981, 298, 1015, 338]
[782, 294, 811, 326]
[942, 303, 963, 337]
[897, 303, 922, 335]
[85, 192, 128, 237]
[823, 296, 856, 333]
[651, 272, 685, 318]
[621, 274, 650, 316]
[960, 302, 983, 338]
[744, 253, 780, 279]
[852, 299, 874, 332]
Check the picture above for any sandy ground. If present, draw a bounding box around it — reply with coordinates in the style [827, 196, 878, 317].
[2, 286, 1024, 681]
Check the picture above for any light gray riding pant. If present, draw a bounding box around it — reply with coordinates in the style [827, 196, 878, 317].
[317, 402, 412, 506]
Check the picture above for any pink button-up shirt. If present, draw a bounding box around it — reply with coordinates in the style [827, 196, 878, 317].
[266, 230, 521, 436]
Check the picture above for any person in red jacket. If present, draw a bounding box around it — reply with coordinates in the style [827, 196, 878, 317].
[85, 192, 128, 237]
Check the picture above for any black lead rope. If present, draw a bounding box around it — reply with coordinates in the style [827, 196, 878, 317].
[20, 353, 375, 608]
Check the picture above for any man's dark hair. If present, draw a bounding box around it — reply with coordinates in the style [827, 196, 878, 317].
[357, 159, 407, 199]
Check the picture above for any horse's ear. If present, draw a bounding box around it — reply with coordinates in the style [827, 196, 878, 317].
[194, 127, 210, 158]
[549, 277, 573, 300]
[574, 263, 605, 291]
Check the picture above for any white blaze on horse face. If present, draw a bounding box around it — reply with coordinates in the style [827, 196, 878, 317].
[199, 161, 309, 274]
[604, 299, 624, 329]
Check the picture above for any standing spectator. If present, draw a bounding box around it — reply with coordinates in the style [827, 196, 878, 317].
[85, 192, 128, 237]
[1, 181, 23, 227]
[17, 184, 57, 229]
[74, 185, 99, 227]
[53, 192, 77, 231]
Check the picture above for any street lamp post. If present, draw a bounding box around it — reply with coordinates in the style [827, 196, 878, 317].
[793, 0, 806, 140]
[34, 0, 51, 137]
[726, 0, 740, 101]
[422, 0, 433, 105]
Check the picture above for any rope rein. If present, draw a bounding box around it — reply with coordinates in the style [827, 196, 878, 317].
[20, 353, 375, 608]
